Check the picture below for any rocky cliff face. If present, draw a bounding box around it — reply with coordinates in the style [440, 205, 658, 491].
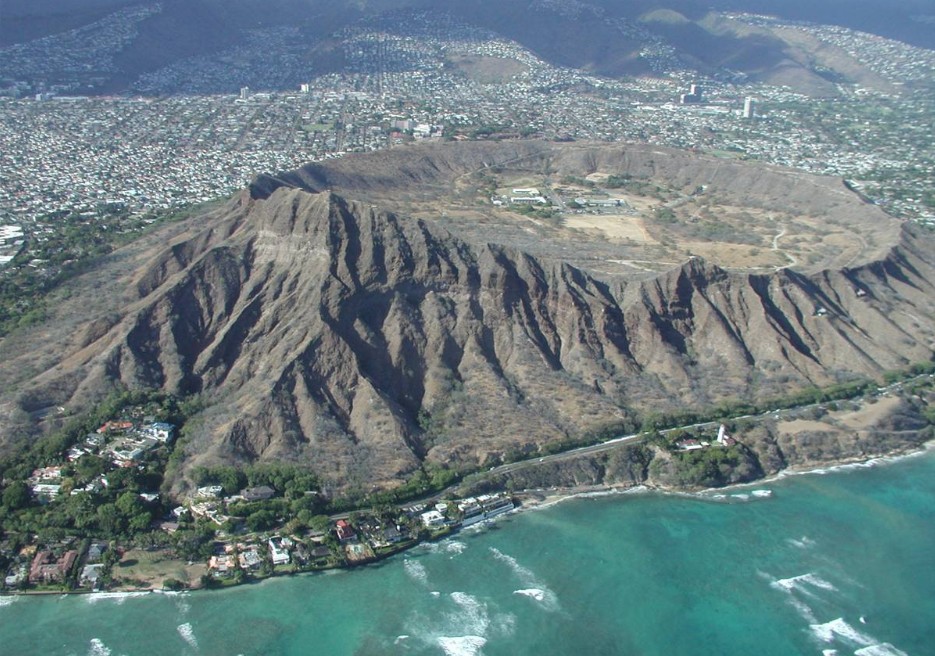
[3, 143, 935, 494]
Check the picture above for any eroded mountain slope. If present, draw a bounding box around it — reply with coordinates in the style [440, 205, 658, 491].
[1, 142, 933, 493]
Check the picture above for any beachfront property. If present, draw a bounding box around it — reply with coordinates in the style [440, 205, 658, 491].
[29, 549, 78, 585]
[268, 537, 291, 566]
[208, 553, 236, 575]
[80, 563, 104, 589]
[239, 548, 263, 570]
[335, 519, 356, 542]
[420, 509, 446, 527]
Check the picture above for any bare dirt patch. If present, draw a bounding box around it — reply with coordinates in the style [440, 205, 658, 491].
[447, 55, 529, 84]
[563, 215, 654, 242]
[775, 419, 833, 435]
[834, 395, 903, 431]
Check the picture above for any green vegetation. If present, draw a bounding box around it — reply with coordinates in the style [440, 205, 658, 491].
[0, 390, 202, 549]
[651, 443, 760, 488]
[513, 203, 559, 220]
[0, 199, 222, 338]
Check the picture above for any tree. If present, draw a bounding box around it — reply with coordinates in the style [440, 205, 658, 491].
[74, 455, 107, 484]
[2, 481, 31, 512]
[163, 578, 186, 591]
[309, 514, 331, 533]
[246, 509, 276, 532]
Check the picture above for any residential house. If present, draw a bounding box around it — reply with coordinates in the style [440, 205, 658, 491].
[241, 485, 275, 502]
[208, 554, 235, 575]
[310, 546, 331, 560]
[80, 563, 104, 588]
[143, 422, 175, 443]
[86, 542, 107, 563]
[29, 550, 77, 584]
[196, 486, 224, 499]
[335, 519, 356, 542]
[420, 510, 446, 527]
[238, 548, 262, 570]
[268, 537, 290, 566]
[382, 525, 404, 544]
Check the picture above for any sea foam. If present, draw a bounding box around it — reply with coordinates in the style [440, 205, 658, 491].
[87, 638, 112, 656]
[854, 645, 910, 656]
[773, 573, 837, 593]
[809, 617, 907, 655]
[810, 617, 874, 644]
[489, 547, 559, 611]
[177, 622, 198, 650]
[786, 536, 816, 549]
[86, 591, 150, 604]
[445, 541, 467, 556]
[767, 572, 839, 623]
[404, 558, 429, 586]
[449, 591, 489, 636]
[437, 635, 487, 656]
[513, 589, 546, 602]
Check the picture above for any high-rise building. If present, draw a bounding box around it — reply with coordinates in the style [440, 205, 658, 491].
[239, 86, 250, 100]
[680, 83, 703, 105]
[743, 97, 756, 119]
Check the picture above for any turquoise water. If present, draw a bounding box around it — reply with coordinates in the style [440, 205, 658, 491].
[2, 450, 934, 656]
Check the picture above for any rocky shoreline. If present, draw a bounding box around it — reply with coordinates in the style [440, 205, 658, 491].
[6, 439, 930, 599]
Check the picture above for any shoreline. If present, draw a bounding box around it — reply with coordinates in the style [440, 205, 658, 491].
[511, 439, 935, 513]
[3, 441, 932, 599]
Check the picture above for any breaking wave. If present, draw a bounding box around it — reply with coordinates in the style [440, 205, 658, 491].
[403, 558, 429, 586]
[772, 573, 837, 594]
[86, 591, 150, 605]
[489, 548, 559, 611]
[810, 618, 907, 655]
[786, 536, 816, 549]
[177, 622, 198, 650]
[437, 635, 487, 656]
[512, 588, 546, 602]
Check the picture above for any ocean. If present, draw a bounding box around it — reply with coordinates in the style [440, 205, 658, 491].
[2, 449, 934, 656]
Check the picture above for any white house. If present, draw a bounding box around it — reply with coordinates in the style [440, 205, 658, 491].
[420, 510, 446, 527]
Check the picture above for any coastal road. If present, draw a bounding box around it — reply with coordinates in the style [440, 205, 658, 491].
[400, 372, 934, 509]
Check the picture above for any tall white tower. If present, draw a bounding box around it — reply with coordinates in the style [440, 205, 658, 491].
[743, 97, 756, 119]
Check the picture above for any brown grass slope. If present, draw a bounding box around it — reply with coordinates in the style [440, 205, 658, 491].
[2, 143, 934, 494]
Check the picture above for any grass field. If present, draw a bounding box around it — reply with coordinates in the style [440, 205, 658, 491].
[114, 549, 206, 589]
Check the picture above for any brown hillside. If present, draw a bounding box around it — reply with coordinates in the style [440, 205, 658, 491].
[1, 142, 933, 495]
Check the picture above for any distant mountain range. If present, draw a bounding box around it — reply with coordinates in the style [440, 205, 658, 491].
[2, 0, 932, 94]
[2, 141, 933, 495]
